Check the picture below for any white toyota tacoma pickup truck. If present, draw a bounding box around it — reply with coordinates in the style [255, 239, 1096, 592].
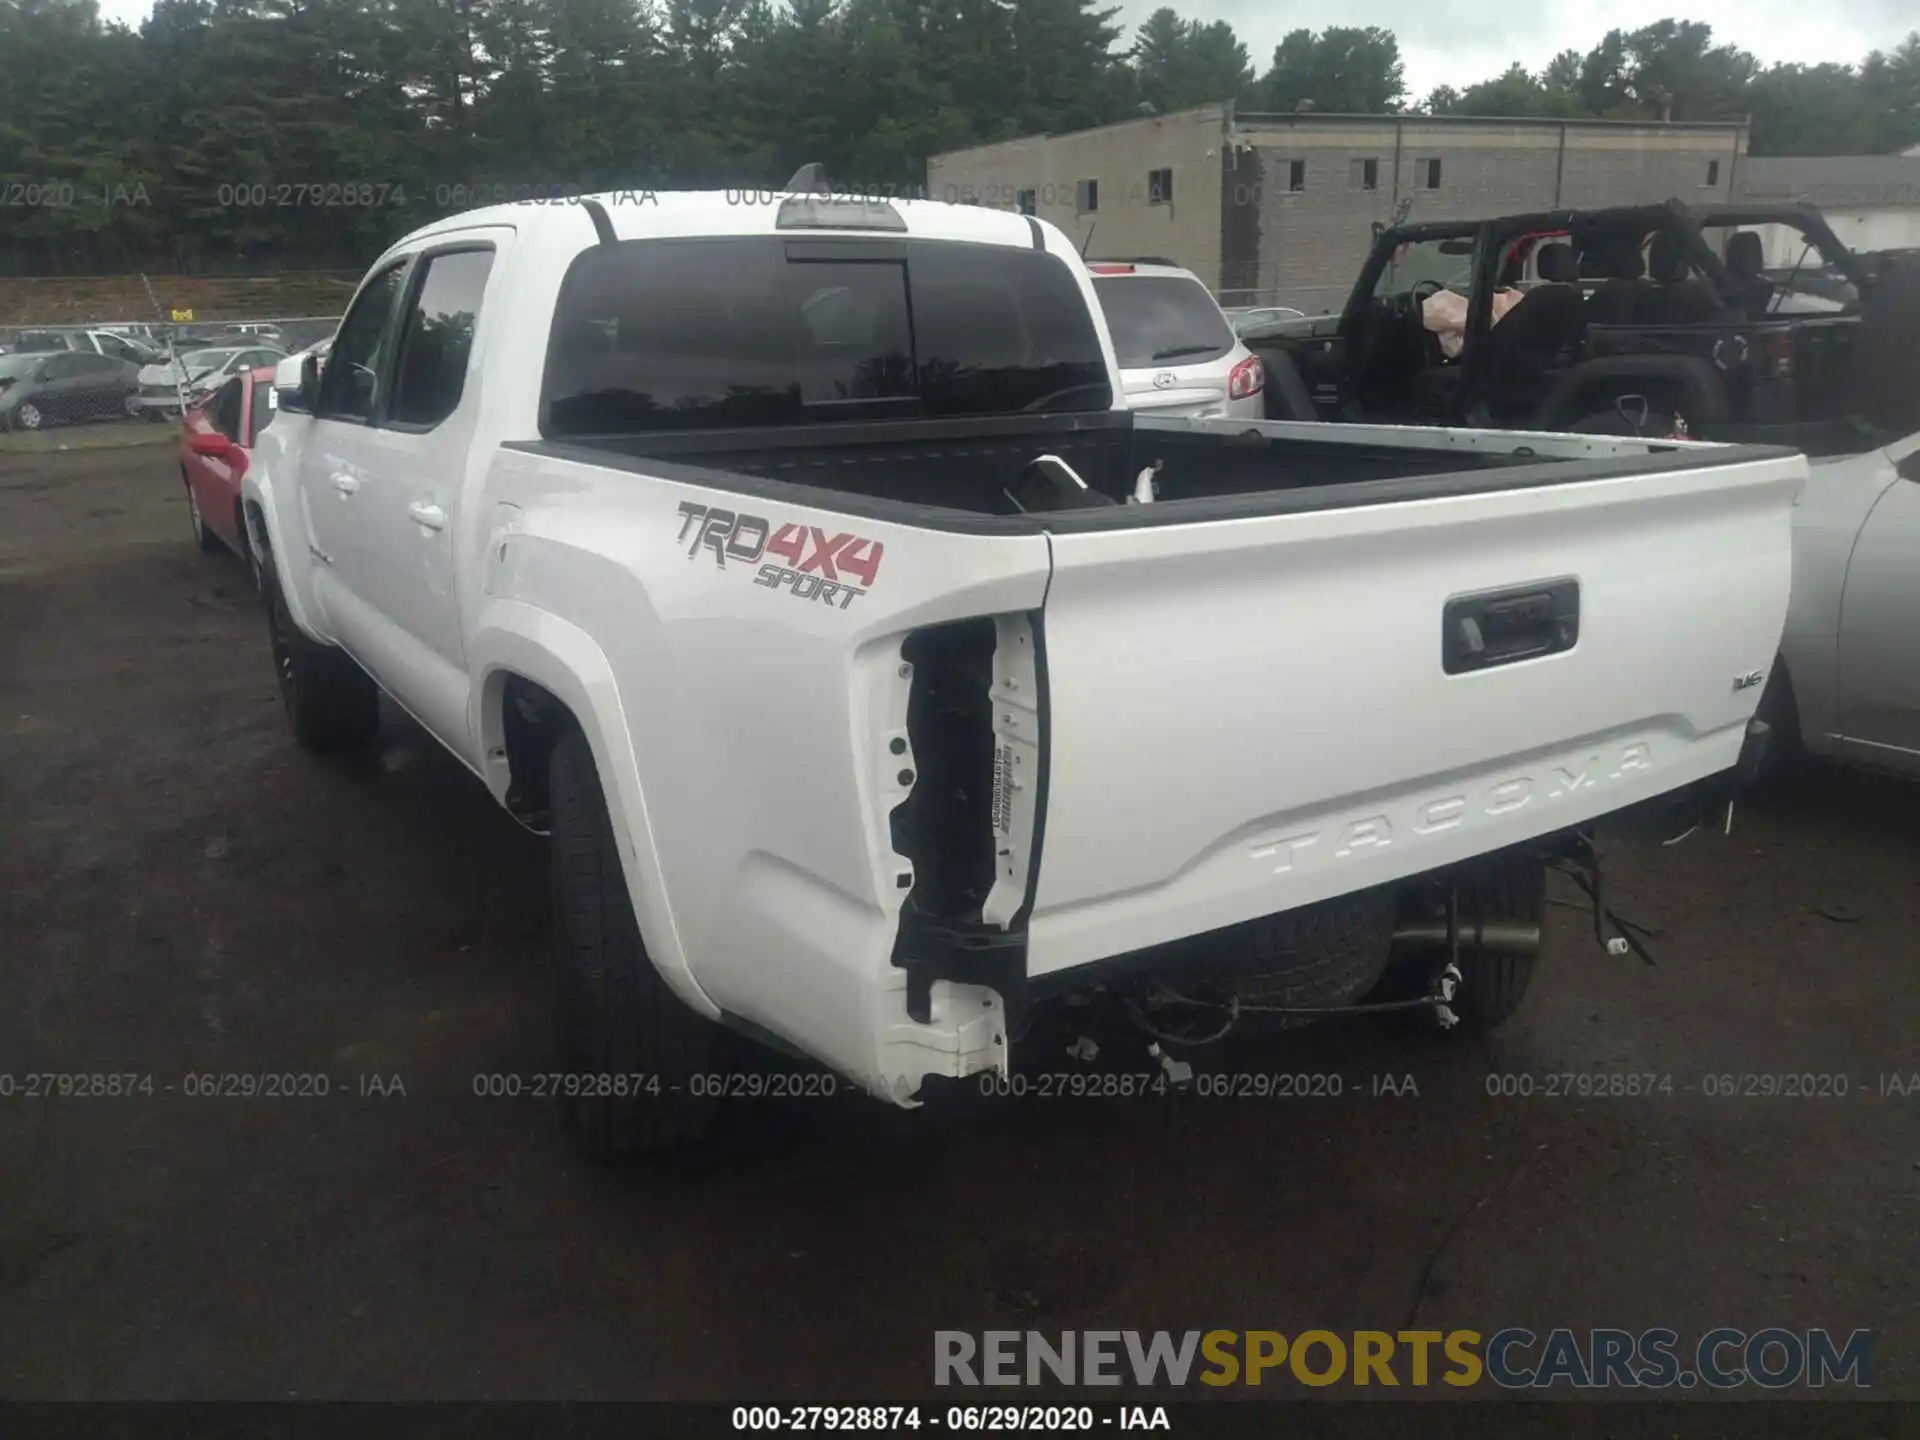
[244, 188, 1801, 1155]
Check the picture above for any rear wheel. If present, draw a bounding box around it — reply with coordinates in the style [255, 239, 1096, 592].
[13, 401, 43, 431]
[1754, 659, 1804, 784]
[265, 560, 379, 752]
[549, 725, 716, 1157]
[185, 477, 220, 553]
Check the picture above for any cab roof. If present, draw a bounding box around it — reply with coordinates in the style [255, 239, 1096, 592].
[390, 189, 1051, 257]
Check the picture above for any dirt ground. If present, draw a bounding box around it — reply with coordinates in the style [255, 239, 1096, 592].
[0, 447, 1915, 1403]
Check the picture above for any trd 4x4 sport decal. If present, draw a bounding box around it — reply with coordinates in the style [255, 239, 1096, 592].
[674, 501, 885, 610]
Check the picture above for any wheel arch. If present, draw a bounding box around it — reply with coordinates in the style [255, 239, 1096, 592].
[470, 604, 716, 1019]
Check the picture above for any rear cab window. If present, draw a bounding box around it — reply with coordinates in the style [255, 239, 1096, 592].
[1090, 275, 1234, 370]
[540, 236, 1111, 436]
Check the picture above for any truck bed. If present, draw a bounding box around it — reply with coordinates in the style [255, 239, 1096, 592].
[523, 410, 1713, 521]
[486, 414, 1800, 1079]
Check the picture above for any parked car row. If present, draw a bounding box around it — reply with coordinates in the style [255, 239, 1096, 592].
[0, 349, 144, 429]
[135, 344, 289, 421]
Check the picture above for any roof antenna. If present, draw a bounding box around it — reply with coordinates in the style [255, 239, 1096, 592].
[785, 163, 830, 194]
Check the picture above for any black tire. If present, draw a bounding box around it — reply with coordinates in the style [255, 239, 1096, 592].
[265, 560, 380, 752]
[549, 725, 716, 1157]
[235, 504, 263, 594]
[1257, 348, 1318, 422]
[1754, 658, 1805, 784]
[1149, 889, 1398, 1038]
[185, 473, 221, 553]
[1446, 853, 1545, 1033]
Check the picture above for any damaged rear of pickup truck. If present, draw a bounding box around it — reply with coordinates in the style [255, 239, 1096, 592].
[248, 189, 1802, 1155]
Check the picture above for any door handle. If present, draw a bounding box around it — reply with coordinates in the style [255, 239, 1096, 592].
[1442, 579, 1580, 675]
[407, 501, 447, 532]
[330, 472, 360, 496]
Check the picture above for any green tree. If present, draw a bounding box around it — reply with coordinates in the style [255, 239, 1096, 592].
[1253, 26, 1405, 114]
[1129, 7, 1252, 115]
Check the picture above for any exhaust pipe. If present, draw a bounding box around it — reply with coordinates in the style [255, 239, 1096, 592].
[1391, 919, 1541, 959]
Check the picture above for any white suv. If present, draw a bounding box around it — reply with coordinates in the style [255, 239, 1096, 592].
[1086, 261, 1264, 418]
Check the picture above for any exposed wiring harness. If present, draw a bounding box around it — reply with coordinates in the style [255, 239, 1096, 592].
[1120, 982, 1448, 1048]
[1547, 828, 1659, 966]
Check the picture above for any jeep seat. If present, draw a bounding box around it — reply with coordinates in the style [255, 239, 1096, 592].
[1725, 231, 1776, 318]
[1582, 241, 1645, 325]
[1481, 242, 1587, 414]
[1643, 232, 1720, 324]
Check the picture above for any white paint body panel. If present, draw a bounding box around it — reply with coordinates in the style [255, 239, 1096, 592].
[240, 188, 1804, 1103]
[1027, 451, 1800, 973]
[1777, 431, 1920, 774]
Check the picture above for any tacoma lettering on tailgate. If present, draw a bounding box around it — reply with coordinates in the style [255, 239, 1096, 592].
[675, 501, 884, 610]
[1250, 741, 1654, 874]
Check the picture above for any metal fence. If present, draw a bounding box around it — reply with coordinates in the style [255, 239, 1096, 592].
[0, 316, 339, 433]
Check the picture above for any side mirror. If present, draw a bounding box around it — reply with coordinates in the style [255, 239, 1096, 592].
[186, 431, 233, 457]
[299, 352, 322, 411]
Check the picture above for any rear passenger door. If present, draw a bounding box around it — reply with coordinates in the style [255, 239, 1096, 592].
[33, 352, 87, 420]
[345, 237, 504, 758]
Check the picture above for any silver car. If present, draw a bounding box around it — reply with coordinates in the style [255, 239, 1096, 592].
[1228, 305, 1308, 336]
[1087, 262, 1264, 418]
[134, 345, 288, 419]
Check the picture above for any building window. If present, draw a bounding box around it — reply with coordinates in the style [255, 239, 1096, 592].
[1421, 158, 1442, 189]
[1705, 159, 1720, 187]
[1288, 160, 1305, 193]
[1015, 188, 1036, 216]
[1147, 167, 1172, 204]
[1350, 158, 1379, 191]
[1076, 179, 1098, 214]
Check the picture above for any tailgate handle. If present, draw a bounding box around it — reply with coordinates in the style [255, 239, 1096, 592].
[1443, 579, 1579, 675]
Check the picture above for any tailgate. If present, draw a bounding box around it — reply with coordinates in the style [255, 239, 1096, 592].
[1023, 448, 1801, 977]
[1121, 372, 1227, 418]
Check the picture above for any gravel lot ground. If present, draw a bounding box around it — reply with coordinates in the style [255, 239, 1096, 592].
[1, 447, 1915, 1403]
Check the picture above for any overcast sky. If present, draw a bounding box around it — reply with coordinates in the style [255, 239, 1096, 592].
[1133, 0, 1919, 100]
[91, 0, 1918, 102]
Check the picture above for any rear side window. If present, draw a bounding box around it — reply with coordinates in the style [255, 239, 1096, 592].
[1091, 275, 1234, 370]
[210, 377, 244, 440]
[542, 236, 1110, 436]
[390, 248, 495, 427]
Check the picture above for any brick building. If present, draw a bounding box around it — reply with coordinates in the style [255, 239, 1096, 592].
[1734, 155, 1920, 262]
[927, 104, 1750, 313]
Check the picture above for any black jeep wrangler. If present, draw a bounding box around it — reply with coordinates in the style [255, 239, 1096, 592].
[1248, 198, 1919, 450]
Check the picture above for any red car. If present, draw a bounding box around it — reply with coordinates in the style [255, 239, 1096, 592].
[180, 365, 275, 585]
